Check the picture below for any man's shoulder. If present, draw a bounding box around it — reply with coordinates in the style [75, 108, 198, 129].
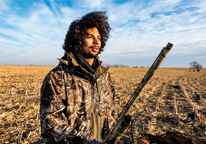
[44, 64, 65, 80]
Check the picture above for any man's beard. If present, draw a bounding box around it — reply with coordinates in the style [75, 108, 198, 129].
[87, 52, 98, 58]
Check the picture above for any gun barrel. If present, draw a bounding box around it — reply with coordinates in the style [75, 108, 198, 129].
[102, 42, 173, 144]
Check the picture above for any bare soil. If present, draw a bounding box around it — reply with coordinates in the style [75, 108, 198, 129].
[0, 66, 205, 143]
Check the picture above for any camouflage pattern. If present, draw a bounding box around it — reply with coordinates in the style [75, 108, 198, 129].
[40, 53, 116, 143]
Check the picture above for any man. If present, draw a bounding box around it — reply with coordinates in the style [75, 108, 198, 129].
[40, 11, 116, 144]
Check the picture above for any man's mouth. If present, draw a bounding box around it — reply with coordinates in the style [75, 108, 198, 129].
[91, 46, 99, 52]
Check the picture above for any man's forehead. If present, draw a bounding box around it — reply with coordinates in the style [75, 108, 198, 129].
[86, 27, 100, 35]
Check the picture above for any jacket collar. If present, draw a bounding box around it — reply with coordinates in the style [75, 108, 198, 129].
[73, 53, 99, 75]
[58, 52, 109, 81]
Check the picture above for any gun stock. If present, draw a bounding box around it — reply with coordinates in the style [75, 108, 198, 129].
[102, 42, 173, 144]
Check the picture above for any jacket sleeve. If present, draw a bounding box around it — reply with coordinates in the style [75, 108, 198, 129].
[40, 70, 85, 143]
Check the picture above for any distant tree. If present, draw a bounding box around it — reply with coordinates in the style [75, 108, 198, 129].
[189, 61, 202, 72]
[190, 61, 197, 72]
[196, 64, 202, 72]
[114, 64, 119, 68]
[103, 64, 112, 68]
[119, 64, 130, 68]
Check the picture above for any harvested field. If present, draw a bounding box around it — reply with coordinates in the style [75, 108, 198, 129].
[0, 66, 206, 143]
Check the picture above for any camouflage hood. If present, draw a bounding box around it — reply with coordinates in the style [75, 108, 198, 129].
[58, 52, 109, 82]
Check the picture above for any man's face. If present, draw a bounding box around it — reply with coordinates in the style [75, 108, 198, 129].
[78, 27, 101, 59]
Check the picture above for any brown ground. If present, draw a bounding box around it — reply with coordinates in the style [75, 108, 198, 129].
[0, 66, 206, 143]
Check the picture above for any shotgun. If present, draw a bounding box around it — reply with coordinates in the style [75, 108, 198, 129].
[102, 42, 173, 144]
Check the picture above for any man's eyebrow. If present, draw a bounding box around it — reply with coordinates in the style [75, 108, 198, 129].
[86, 34, 101, 37]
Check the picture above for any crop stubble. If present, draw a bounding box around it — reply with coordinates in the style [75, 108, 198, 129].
[0, 66, 205, 143]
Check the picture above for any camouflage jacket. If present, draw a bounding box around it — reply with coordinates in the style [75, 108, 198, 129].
[40, 53, 116, 143]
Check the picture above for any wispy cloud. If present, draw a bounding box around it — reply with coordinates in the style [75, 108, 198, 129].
[0, 0, 9, 13]
[104, 0, 206, 60]
[0, 0, 205, 67]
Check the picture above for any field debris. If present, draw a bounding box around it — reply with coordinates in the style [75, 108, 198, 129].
[194, 92, 200, 100]
[172, 85, 180, 89]
[0, 66, 206, 143]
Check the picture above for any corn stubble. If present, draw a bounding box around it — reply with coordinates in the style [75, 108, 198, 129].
[0, 66, 53, 143]
[0, 66, 206, 143]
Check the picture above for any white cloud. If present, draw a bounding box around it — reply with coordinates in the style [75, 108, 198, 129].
[85, 0, 104, 8]
[0, 0, 206, 67]
[0, 0, 9, 13]
[104, 0, 206, 52]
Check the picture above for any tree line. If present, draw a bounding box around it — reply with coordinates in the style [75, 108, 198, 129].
[103, 61, 203, 71]
[103, 64, 130, 68]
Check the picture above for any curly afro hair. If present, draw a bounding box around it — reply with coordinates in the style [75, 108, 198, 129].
[63, 11, 111, 54]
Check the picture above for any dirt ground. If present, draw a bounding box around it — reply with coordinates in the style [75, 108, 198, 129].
[0, 66, 205, 143]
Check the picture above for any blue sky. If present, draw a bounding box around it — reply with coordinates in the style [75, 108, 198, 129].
[0, 0, 206, 67]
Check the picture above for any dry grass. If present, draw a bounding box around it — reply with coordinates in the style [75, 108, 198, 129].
[0, 66, 206, 143]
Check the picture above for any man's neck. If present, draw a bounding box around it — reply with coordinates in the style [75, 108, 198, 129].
[85, 58, 94, 66]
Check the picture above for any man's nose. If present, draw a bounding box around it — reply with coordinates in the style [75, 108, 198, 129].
[93, 37, 100, 44]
